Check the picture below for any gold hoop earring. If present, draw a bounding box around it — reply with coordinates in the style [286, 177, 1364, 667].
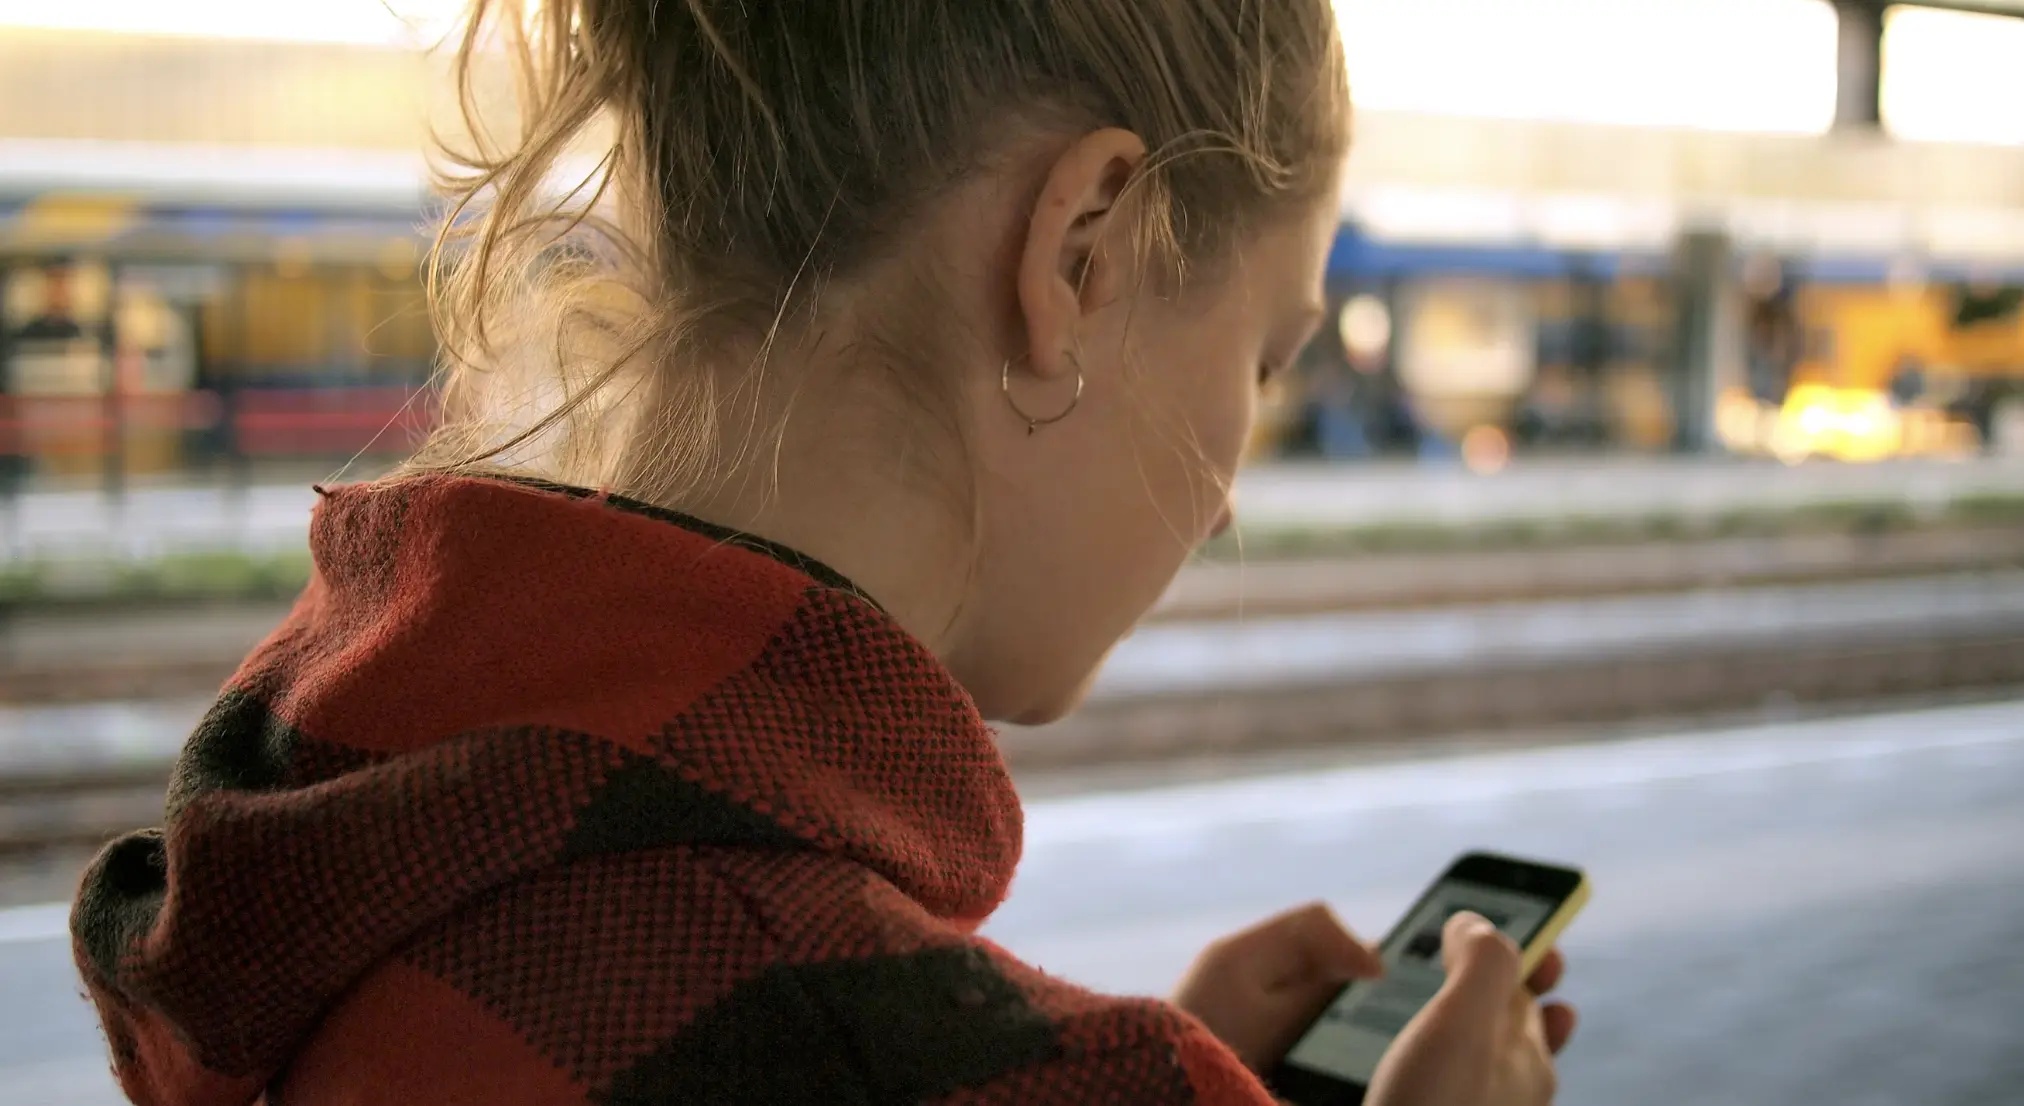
[1001, 354, 1085, 435]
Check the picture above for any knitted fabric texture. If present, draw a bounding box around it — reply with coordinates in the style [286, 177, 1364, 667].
[69, 475, 1271, 1105]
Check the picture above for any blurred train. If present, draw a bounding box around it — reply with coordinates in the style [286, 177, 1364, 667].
[4, 142, 2023, 481]
[1268, 227, 2024, 468]
[0, 145, 436, 481]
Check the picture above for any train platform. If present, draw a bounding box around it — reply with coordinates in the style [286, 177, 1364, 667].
[4, 454, 2021, 563]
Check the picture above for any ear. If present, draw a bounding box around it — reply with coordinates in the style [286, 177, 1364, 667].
[1015, 128, 1149, 383]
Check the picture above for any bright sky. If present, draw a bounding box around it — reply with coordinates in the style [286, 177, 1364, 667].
[1334, 0, 1838, 133]
[0, 0, 2019, 144]
[0, 0, 464, 46]
[1881, 6, 2024, 145]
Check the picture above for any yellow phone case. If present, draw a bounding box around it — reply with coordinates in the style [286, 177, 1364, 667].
[1516, 873, 1591, 977]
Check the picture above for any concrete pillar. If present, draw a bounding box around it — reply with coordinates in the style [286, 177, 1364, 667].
[1834, 0, 1885, 132]
[1668, 230, 1736, 454]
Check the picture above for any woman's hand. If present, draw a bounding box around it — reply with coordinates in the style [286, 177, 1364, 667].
[1173, 902, 1385, 1070]
[1365, 911, 1578, 1106]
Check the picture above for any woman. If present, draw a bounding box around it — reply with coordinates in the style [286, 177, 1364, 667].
[71, 1, 1575, 1102]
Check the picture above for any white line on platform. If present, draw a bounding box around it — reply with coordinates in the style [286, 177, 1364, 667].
[0, 901, 68, 946]
[1020, 699, 2024, 849]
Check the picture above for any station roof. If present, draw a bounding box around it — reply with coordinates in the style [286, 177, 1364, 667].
[1904, 0, 2024, 14]
[5, 7, 2024, 263]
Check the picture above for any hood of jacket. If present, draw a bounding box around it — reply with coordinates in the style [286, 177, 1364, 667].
[70, 474, 1022, 1106]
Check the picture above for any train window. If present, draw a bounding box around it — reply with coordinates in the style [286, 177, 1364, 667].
[1952, 284, 2024, 330]
[112, 275, 198, 394]
[364, 274, 435, 374]
[1397, 279, 1538, 399]
[198, 263, 437, 385]
[239, 268, 332, 376]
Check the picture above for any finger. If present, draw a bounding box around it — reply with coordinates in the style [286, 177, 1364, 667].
[1541, 1001, 1579, 1054]
[1526, 947, 1565, 996]
[1509, 981, 1545, 1048]
[1225, 902, 1385, 988]
[1436, 912, 1524, 1013]
[1285, 902, 1386, 982]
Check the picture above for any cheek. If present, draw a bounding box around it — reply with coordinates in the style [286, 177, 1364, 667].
[1211, 369, 1261, 468]
[1185, 343, 1263, 477]
[1142, 337, 1258, 530]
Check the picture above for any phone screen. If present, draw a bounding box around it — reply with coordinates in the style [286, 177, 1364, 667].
[1278, 877, 1562, 1090]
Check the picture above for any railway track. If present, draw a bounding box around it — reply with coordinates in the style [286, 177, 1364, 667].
[1153, 523, 2024, 621]
[0, 767, 164, 860]
[6, 523, 2022, 703]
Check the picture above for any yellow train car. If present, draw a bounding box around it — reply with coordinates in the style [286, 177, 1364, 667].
[1695, 279, 2019, 463]
[1790, 283, 2024, 391]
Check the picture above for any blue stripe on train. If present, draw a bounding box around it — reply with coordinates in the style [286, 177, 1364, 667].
[10, 204, 2024, 287]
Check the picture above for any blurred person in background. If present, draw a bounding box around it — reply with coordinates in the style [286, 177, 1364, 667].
[1743, 257, 1801, 409]
[3, 261, 100, 486]
[5, 260, 95, 396]
[10, 261, 87, 346]
[69, 2, 1573, 1103]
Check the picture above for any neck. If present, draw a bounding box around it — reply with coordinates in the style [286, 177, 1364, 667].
[654, 370, 977, 662]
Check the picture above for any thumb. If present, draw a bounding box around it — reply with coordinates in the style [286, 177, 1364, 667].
[1434, 911, 1525, 1018]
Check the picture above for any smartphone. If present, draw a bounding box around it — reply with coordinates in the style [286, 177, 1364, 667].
[1267, 851, 1591, 1106]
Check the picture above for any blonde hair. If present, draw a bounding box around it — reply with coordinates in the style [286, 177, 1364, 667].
[410, 0, 1350, 503]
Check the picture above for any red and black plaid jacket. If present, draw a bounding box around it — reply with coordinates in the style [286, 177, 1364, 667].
[70, 475, 1273, 1105]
